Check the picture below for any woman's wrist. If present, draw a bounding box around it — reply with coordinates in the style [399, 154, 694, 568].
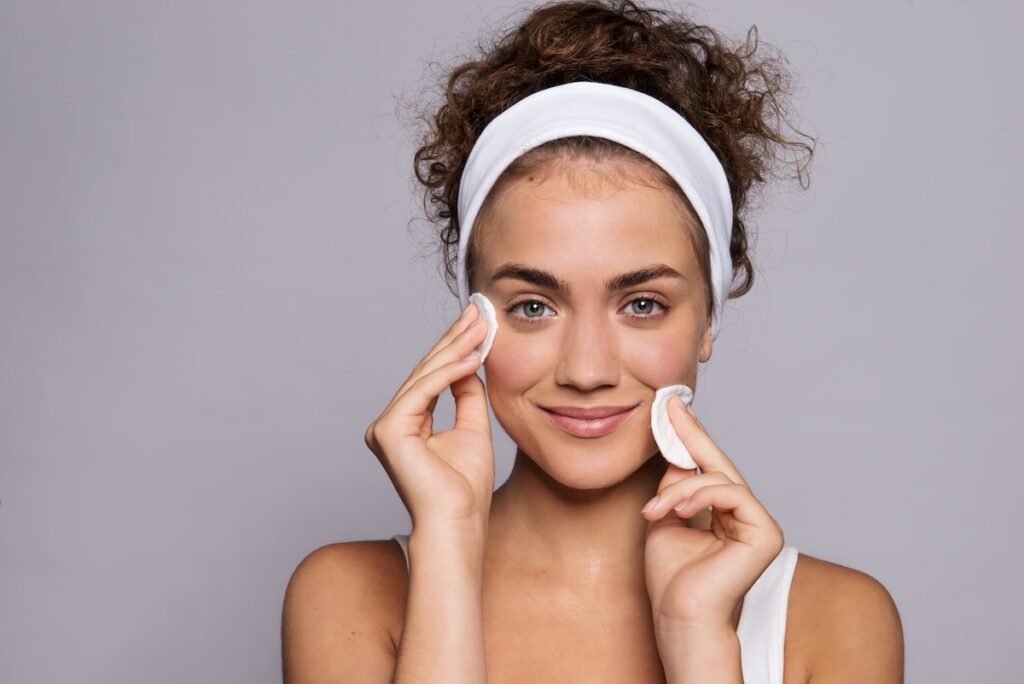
[409, 519, 488, 564]
[655, 621, 743, 684]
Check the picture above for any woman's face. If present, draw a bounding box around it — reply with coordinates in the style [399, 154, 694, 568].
[472, 159, 714, 489]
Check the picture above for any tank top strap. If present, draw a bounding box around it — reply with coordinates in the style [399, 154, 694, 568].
[392, 533, 410, 569]
[737, 545, 800, 684]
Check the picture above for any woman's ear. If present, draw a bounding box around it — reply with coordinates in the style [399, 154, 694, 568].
[698, 317, 713, 363]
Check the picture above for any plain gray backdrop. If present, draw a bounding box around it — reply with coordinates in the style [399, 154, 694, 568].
[2, 1, 1020, 682]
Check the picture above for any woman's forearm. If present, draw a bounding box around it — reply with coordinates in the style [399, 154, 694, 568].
[392, 522, 488, 683]
[656, 621, 743, 684]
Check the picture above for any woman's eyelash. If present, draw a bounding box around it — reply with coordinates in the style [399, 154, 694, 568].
[505, 296, 669, 324]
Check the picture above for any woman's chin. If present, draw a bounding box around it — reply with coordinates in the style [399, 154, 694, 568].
[525, 438, 655, 490]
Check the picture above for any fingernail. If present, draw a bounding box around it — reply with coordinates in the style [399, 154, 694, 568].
[685, 403, 695, 416]
[458, 305, 473, 321]
[642, 495, 659, 513]
[674, 498, 691, 511]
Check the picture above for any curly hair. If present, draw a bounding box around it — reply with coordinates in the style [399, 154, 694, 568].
[406, 0, 816, 321]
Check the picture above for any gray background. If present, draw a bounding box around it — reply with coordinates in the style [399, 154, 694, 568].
[2, 1, 1020, 682]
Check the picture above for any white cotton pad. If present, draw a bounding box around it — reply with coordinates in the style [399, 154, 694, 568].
[651, 384, 697, 469]
[468, 292, 498, 363]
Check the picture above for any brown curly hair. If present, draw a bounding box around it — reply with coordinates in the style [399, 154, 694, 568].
[406, 0, 816, 322]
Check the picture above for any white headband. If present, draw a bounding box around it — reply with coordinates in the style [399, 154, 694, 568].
[455, 80, 734, 340]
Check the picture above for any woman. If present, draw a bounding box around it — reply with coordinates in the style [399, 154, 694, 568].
[282, 2, 904, 682]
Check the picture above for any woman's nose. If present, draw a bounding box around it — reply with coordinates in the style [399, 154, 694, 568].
[552, 311, 620, 391]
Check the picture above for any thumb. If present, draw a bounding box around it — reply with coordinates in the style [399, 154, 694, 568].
[450, 370, 491, 436]
[653, 461, 711, 530]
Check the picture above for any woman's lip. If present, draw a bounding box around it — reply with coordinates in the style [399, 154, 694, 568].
[539, 405, 639, 438]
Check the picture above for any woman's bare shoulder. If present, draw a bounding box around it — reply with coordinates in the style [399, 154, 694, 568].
[289, 538, 409, 591]
[281, 539, 409, 678]
[787, 552, 904, 682]
[292, 538, 409, 620]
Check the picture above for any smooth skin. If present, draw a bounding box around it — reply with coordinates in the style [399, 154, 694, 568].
[281, 158, 904, 683]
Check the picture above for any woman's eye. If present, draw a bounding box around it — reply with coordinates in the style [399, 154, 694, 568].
[507, 300, 553, 322]
[507, 297, 668, 324]
[626, 297, 664, 318]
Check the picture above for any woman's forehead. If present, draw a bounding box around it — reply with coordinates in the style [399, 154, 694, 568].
[475, 168, 700, 271]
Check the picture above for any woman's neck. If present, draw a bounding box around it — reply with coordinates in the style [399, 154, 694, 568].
[484, 447, 667, 603]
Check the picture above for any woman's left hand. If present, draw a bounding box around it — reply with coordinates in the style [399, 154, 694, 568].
[642, 395, 785, 631]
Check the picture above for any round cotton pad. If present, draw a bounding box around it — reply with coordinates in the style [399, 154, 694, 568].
[468, 292, 498, 363]
[651, 384, 697, 469]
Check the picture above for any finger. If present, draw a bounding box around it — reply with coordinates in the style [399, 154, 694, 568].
[450, 371, 491, 436]
[383, 354, 483, 442]
[655, 462, 698, 493]
[380, 305, 479, 413]
[384, 317, 488, 414]
[672, 483, 777, 534]
[643, 463, 702, 527]
[710, 506, 732, 541]
[367, 306, 482, 449]
[642, 471, 733, 519]
[419, 405, 434, 440]
[685, 502, 713, 530]
[666, 396, 748, 487]
[421, 303, 479, 366]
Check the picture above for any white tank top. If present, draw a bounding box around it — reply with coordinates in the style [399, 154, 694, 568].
[391, 533, 799, 684]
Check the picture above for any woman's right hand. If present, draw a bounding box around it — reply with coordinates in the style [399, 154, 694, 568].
[364, 303, 495, 531]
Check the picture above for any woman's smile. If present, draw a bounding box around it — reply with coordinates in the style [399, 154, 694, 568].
[537, 403, 641, 438]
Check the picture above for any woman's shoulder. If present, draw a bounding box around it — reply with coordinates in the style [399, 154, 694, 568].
[787, 551, 904, 681]
[282, 539, 409, 663]
[789, 551, 902, 632]
[288, 537, 409, 590]
[291, 536, 410, 607]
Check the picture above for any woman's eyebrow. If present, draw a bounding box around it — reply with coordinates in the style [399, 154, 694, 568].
[489, 262, 685, 296]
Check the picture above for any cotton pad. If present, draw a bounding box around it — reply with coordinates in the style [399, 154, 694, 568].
[468, 292, 498, 363]
[651, 384, 697, 469]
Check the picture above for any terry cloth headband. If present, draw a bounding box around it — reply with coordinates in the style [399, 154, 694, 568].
[455, 80, 735, 340]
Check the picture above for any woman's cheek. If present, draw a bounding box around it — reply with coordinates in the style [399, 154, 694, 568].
[481, 332, 553, 443]
[483, 330, 552, 394]
[624, 332, 696, 389]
